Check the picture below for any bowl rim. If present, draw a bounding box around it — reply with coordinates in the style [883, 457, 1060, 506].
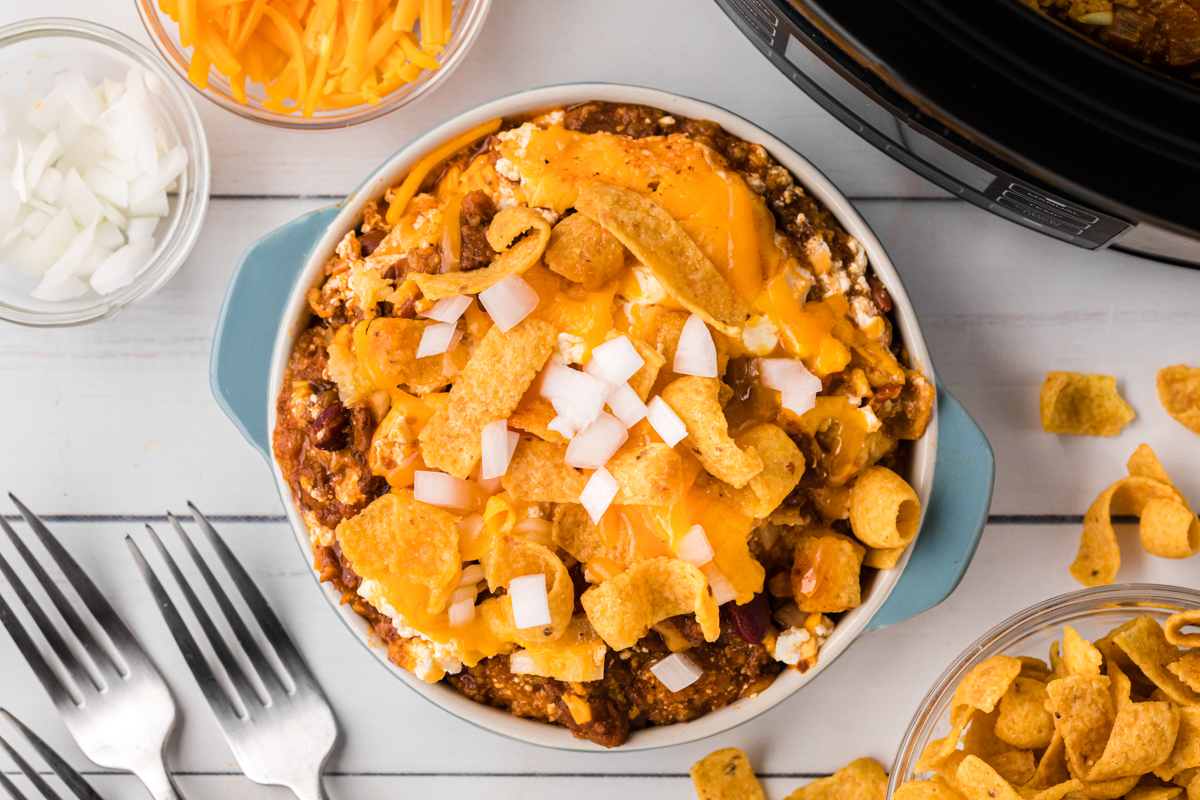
[265, 82, 941, 750]
[0, 16, 210, 327]
[887, 583, 1200, 796]
[132, 0, 495, 130]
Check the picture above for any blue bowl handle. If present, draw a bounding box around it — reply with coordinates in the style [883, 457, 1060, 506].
[210, 205, 342, 460]
[863, 379, 994, 633]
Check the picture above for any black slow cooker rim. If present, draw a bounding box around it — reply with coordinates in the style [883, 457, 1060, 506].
[775, 0, 1200, 238]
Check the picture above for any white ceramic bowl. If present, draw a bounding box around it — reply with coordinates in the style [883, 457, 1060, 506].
[219, 84, 974, 751]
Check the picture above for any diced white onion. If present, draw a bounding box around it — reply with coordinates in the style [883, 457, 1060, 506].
[458, 563, 485, 587]
[759, 358, 822, 394]
[580, 467, 619, 524]
[128, 144, 185, 205]
[423, 295, 472, 323]
[605, 382, 648, 428]
[781, 391, 818, 417]
[90, 239, 154, 296]
[413, 470, 473, 510]
[416, 322, 460, 358]
[589, 335, 644, 385]
[0, 69, 186, 302]
[509, 650, 536, 674]
[564, 413, 628, 469]
[478, 274, 538, 332]
[508, 574, 552, 629]
[448, 597, 475, 628]
[650, 653, 703, 693]
[457, 515, 485, 541]
[540, 361, 609, 434]
[125, 216, 158, 242]
[547, 414, 580, 440]
[450, 586, 478, 606]
[647, 396, 688, 447]
[673, 314, 718, 378]
[480, 420, 519, 480]
[702, 565, 738, 606]
[677, 525, 714, 567]
[477, 474, 502, 493]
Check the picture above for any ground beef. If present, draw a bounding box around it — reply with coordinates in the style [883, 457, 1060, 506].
[272, 328, 386, 532]
[448, 610, 781, 748]
[459, 190, 497, 271]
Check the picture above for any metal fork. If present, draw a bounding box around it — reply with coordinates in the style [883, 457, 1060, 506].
[127, 504, 337, 800]
[0, 496, 182, 800]
[0, 708, 104, 800]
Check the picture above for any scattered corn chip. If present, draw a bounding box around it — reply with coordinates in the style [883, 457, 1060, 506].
[791, 530, 865, 614]
[784, 757, 888, 800]
[1039, 372, 1135, 436]
[581, 557, 719, 650]
[485, 534, 574, 644]
[1158, 365, 1200, 435]
[575, 183, 751, 336]
[690, 748, 766, 800]
[1071, 445, 1198, 587]
[414, 207, 551, 300]
[419, 318, 556, 478]
[709, 424, 805, 519]
[660, 376, 763, 488]
[848, 465, 921, 550]
[544, 212, 628, 290]
[996, 677, 1055, 750]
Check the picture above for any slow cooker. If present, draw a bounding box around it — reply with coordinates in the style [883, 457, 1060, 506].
[715, 0, 1200, 267]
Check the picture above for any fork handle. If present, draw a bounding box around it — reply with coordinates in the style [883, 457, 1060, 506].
[289, 774, 330, 800]
[133, 760, 186, 800]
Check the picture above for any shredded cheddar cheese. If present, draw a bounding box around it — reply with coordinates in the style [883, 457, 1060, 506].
[157, 0, 455, 116]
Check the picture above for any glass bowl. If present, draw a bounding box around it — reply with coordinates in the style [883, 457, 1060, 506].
[0, 18, 209, 327]
[134, 0, 494, 129]
[889, 584, 1200, 797]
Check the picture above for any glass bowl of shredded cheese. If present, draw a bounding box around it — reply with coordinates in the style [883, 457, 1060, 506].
[135, 0, 494, 129]
[0, 18, 209, 327]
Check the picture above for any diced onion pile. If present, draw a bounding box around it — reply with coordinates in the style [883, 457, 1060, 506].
[650, 652, 703, 693]
[158, 0, 455, 117]
[0, 67, 185, 302]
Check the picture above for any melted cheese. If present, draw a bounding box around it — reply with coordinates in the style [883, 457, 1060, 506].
[496, 127, 779, 304]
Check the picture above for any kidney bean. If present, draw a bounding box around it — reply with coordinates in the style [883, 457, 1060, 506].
[311, 402, 349, 451]
[359, 228, 386, 256]
[729, 591, 771, 644]
[868, 275, 892, 313]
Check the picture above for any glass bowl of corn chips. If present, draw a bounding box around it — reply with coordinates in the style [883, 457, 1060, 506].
[135, 0, 494, 128]
[890, 584, 1200, 800]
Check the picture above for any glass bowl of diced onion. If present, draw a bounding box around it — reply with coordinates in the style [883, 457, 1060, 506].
[134, 0, 494, 129]
[0, 18, 209, 327]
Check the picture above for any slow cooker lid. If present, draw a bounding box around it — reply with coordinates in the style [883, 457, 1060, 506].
[785, 0, 1200, 238]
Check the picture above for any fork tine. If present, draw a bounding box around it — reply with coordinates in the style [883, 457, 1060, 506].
[144, 525, 264, 710]
[6, 497, 127, 678]
[0, 590, 75, 713]
[0, 711, 103, 800]
[167, 514, 287, 698]
[0, 732, 62, 800]
[0, 534, 99, 695]
[0, 770, 30, 800]
[125, 535, 244, 725]
[188, 503, 317, 685]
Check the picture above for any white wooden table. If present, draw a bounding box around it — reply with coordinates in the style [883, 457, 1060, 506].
[2, 2, 1199, 798]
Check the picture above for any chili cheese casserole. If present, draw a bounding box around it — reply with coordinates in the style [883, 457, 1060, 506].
[273, 101, 935, 747]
